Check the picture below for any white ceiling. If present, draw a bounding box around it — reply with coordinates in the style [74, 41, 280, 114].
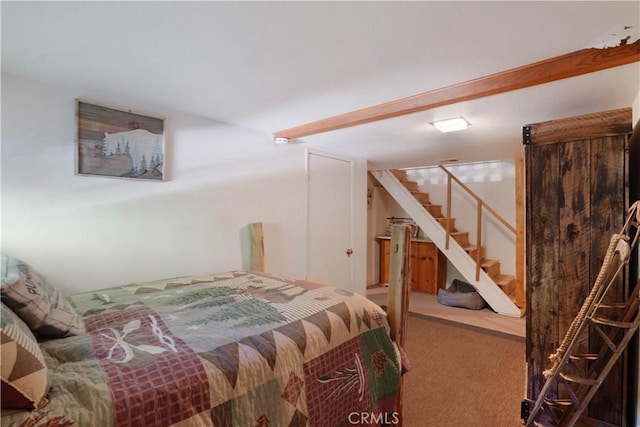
[2, 1, 639, 169]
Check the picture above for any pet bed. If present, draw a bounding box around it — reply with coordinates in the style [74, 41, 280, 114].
[437, 279, 487, 310]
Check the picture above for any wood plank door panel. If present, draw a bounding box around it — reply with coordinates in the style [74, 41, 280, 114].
[587, 135, 629, 421]
[525, 109, 633, 426]
[526, 142, 561, 401]
[557, 140, 591, 357]
[415, 241, 436, 294]
[410, 241, 421, 291]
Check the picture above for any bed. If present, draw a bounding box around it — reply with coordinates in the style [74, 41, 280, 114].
[1, 254, 406, 427]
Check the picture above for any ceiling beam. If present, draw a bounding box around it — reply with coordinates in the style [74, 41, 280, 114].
[273, 39, 640, 140]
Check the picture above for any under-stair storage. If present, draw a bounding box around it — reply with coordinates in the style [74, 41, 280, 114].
[377, 236, 446, 294]
[373, 166, 523, 317]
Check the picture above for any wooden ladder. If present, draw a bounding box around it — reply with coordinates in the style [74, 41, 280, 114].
[522, 201, 640, 426]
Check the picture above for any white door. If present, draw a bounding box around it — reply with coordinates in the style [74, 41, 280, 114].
[306, 149, 354, 291]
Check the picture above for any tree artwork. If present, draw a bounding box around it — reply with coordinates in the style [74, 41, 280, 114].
[77, 102, 165, 181]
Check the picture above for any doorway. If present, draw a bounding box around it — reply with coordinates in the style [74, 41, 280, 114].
[306, 149, 356, 292]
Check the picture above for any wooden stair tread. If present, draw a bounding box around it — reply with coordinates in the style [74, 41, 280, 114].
[462, 245, 482, 256]
[401, 180, 419, 191]
[423, 204, 443, 217]
[412, 192, 431, 203]
[495, 274, 516, 287]
[450, 231, 470, 247]
[495, 274, 516, 298]
[480, 258, 500, 268]
[436, 218, 458, 232]
[450, 231, 468, 240]
[390, 169, 408, 180]
[480, 258, 501, 278]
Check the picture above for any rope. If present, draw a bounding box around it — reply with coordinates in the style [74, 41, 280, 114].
[542, 201, 640, 379]
[544, 233, 624, 377]
[527, 201, 640, 426]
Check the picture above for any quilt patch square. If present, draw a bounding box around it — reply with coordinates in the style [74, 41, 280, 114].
[303, 337, 370, 426]
[281, 372, 304, 407]
[87, 304, 211, 427]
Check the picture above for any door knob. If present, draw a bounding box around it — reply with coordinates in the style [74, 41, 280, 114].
[346, 248, 353, 257]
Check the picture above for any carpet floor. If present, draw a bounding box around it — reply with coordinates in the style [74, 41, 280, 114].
[401, 314, 527, 427]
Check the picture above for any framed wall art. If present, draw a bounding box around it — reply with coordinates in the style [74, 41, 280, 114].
[76, 101, 165, 181]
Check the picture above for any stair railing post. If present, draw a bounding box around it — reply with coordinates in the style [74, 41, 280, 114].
[446, 174, 452, 250]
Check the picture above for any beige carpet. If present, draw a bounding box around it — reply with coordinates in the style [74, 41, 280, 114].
[401, 314, 526, 427]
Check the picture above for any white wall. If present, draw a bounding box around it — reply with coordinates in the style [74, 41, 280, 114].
[1, 74, 367, 295]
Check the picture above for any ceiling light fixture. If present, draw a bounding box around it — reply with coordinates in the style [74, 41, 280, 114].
[431, 117, 470, 133]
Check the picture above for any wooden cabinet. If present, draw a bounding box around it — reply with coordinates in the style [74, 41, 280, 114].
[377, 236, 446, 294]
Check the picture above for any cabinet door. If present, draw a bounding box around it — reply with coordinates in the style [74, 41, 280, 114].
[412, 242, 436, 293]
[380, 239, 445, 293]
[409, 242, 420, 291]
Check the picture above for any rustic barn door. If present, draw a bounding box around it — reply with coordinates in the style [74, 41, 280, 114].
[525, 108, 637, 425]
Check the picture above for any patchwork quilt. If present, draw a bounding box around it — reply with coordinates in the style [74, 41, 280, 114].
[1, 271, 402, 426]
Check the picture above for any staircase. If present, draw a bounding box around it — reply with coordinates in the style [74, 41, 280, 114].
[373, 168, 522, 317]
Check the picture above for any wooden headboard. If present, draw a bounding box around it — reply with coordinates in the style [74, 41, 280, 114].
[240, 222, 265, 271]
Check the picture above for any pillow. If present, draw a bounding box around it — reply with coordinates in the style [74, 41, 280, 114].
[1, 255, 85, 338]
[1, 302, 50, 409]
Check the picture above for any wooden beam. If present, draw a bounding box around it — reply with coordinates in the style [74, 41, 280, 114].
[273, 40, 640, 139]
[525, 107, 632, 146]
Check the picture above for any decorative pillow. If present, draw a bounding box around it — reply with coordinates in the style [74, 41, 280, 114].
[1, 255, 85, 338]
[1, 302, 50, 409]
